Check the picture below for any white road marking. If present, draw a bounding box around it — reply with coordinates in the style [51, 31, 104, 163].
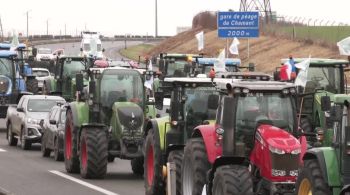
[0, 148, 6, 152]
[49, 170, 119, 195]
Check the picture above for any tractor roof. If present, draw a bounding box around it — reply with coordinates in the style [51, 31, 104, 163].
[281, 58, 349, 66]
[164, 77, 230, 85]
[217, 72, 271, 80]
[161, 53, 202, 58]
[195, 58, 241, 66]
[0, 43, 26, 50]
[59, 56, 88, 60]
[0, 50, 17, 58]
[217, 79, 295, 91]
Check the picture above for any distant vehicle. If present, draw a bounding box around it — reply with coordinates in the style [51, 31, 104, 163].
[32, 68, 53, 93]
[6, 95, 65, 150]
[80, 31, 104, 59]
[52, 49, 65, 58]
[35, 48, 54, 61]
[40, 104, 66, 161]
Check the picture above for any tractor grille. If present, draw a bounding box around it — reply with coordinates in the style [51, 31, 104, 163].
[270, 152, 299, 176]
[0, 77, 10, 94]
[117, 107, 143, 131]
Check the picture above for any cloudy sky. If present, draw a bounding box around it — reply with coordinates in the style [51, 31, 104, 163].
[0, 0, 349, 37]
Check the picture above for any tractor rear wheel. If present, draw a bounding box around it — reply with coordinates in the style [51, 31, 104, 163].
[79, 127, 108, 179]
[131, 157, 144, 176]
[182, 137, 210, 195]
[144, 129, 165, 195]
[296, 159, 331, 195]
[26, 79, 39, 94]
[212, 165, 253, 195]
[64, 109, 80, 173]
[168, 150, 184, 195]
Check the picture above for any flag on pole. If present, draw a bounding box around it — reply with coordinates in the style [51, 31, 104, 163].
[229, 37, 240, 55]
[337, 36, 350, 55]
[144, 60, 154, 90]
[214, 49, 226, 72]
[195, 31, 204, 51]
[10, 31, 19, 51]
[294, 57, 311, 87]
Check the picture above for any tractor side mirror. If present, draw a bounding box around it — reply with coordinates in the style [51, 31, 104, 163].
[89, 80, 96, 94]
[184, 64, 191, 74]
[49, 119, 57, 125]
[159, 59, 165, 73]
[207, 94, 219, 110]
[154, 92, 164, 110]
[80, 48, 83, 52]
[330, 105, 342, 122]
[32, 48, 37, 56]
[321, 96, 331, 111]
[76, 73, 84, 92]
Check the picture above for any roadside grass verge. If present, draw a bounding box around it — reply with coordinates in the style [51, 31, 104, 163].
[119, 44, 155, 61]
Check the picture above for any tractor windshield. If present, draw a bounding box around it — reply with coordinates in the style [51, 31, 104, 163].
[305, 66, 341, 94]
[62, 60, 85, 77]
[0, 58, 13, 78]
[100, 69, 143, 108]
[166, 60, 188, 77]
[235, 93, 295, 136]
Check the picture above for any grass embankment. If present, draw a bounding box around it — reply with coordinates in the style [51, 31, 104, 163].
[119, 44, 155, 61]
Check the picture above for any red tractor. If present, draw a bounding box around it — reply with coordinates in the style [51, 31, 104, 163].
[181, 79, 307, 195]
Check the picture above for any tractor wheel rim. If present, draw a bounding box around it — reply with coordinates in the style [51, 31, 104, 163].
[81, 137, 87, 169]
[147, 144, 154, 186]
[182, 157, 193, 195]
[65, 124, 72, 159]
[298, 178, 312, 195]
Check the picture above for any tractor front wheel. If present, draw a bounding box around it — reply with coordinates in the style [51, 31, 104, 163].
[79, 127, 108, 179]
[131, 157, 144, 176]
[212, 165, 254, 195]
[64, 109, 80, 173]
[182, 137, 210, 195]
[296, 159, 331, 195]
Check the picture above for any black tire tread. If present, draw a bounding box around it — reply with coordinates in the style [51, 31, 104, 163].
[212, 165, 254, 195]
[131, 157, 144, 176]
[168, 150, 184, 195]
[64, 109, 80, 173]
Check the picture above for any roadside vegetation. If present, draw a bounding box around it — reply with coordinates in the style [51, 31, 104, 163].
[119, 44, 155, 61]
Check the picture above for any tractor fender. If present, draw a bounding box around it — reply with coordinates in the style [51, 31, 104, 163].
[303, 147, 341, 187]
[340, 185, 350, 195]
[144, 119, 160, 138]
[192, 125, 222, 164]
[67, 102, 89, 128]
[144, 116, 170, 151]
[207, 156, 246, 195]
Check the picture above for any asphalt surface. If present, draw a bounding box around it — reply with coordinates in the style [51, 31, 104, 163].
[0, 41, 147, 195]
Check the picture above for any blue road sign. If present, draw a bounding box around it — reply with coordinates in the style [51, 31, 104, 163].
[217, 12, 259, 38]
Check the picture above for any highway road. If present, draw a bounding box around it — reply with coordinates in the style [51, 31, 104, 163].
[0, 41, 147, 195]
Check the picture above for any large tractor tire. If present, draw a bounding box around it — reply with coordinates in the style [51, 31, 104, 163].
[144, 129, 165, 195]
[168, 150, 184, 195]
[79, 127, 108, 179]
[64, 109, 80, 173]
[131, 157, 144, 176]
[182, 137, 210, 195]
[7, 123, 17, 146]
[296, 159, 331, 195]
[212, 165, 254, 195]
[26, 78, 39, 94]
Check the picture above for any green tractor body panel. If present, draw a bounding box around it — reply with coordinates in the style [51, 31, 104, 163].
[153, 116, 171, 151]
[145, 105, 157, 119]
[322, 147, 342, 187]
[333, 94, 350, 104]
[70, 101, 89, 127]
[111, 102, 144, 140]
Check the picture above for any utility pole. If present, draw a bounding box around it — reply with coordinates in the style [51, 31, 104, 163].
[46, 19, 49, 35]
[155, 0, 158, 37]
[26, 10, 31, 39]
[64, 24, 66, 36]
[0, 16, 4, 42]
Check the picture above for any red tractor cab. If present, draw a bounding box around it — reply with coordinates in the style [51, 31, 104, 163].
[181, 79, 306, 195]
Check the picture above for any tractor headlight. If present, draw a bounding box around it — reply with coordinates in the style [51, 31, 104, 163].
[27, 118, 41, 125]
[269, 146, 285, 154]
[233, 88, 241, 94]
[282, 89, 289, 95]
[291, 148, 301, 155]
[289, 87, 296, 94]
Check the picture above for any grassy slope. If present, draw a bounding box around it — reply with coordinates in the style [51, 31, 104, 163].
[119, 44, 155, 61]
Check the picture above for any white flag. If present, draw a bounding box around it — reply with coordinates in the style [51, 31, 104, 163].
[337, 36, 350, 56]
[10, 31, 19, 51]
[195, 31, 204, 51]
[144, 60, 153, 90]
[294, 57, 311, 87]
[229, 37, 240, 55]
[214, 49, 226, 72]
[284, 61, 292, 80]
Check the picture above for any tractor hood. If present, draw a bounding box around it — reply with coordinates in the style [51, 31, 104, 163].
[113, 102, 144, 131]
[257, 123, 301, 153]
[0, 75, 12, 95]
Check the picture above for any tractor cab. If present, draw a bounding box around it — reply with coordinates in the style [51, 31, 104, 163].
[217, 71, 271, 80]
[192, 57, 241, 75]
[157, 53, 203, 78]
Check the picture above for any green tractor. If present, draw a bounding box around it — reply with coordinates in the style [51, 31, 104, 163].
[64, 67, 155, 179]
[144, 77, 221, 195]
[42, 56, 93, 101]
[296, 94, 350, 195]
[283, 58, 350, 146]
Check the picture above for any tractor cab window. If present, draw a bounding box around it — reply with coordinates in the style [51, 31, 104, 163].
[33, 70, 49, 77]
[0, 58, 13, 78]
[305, 66, 341, 94]
[166, 60, 188, 77]
[235, 93, 295, 147]
[184, 86, 218, 131]
[62, 60, 85, 77]
[100, 69, 143, 108]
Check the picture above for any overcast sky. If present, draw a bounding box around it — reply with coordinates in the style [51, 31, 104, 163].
[0, 0, 349, 37]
